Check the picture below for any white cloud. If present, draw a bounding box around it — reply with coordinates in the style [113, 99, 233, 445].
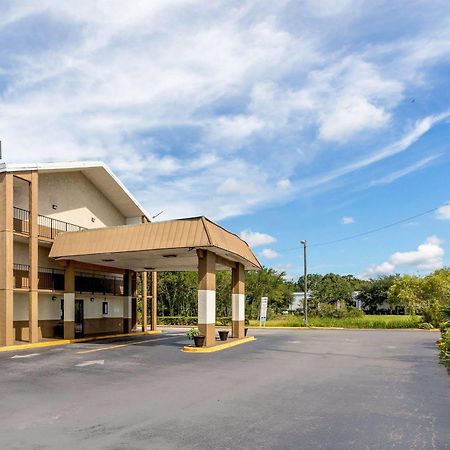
[240, 230, 276, 247]
[436, 202, 450, 220]
[276, 179, 292, 190]
[368, 154, 440, 187]
[298, 110, 450, 193]
[1, 2, 450, 221]
[362, 235, 444, 278]
[319, 96, 390, 142]
[341, 216, 355, 225]
[260, 248, 279, 259]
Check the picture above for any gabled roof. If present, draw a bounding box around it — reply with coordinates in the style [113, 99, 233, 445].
[0, 161, 148, 220]
[49, 216, 262, 271]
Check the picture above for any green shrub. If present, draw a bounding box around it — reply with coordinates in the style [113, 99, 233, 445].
[417, 322, 434, 329]
[216, 317, 231, 326]
[186, 328, 202, 339]
[439, 312, 450, 364]
[312, 304, 365, 319]
[158, 316, 243, 326]
[249, 314, 421, 329]
[158, 316, 198, 325]
[439, 329, 450, 363]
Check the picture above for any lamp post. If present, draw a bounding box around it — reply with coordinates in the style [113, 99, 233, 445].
[300, 240, 308, 326]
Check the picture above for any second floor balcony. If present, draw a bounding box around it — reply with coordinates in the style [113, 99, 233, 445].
[13, 264, 124, 296]
[13, 264, 65, 291]
[13, 207, 86, 240]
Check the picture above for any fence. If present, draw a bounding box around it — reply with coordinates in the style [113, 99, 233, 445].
[75, 272, 124, 296]
[13, 206, 85, 239]
[13, 264, 65, 291]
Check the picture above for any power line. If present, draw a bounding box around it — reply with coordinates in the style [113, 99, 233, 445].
[277, 202, 449, 254]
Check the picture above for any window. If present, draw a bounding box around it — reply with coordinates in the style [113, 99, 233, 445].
[60, 299, 64, 320]
[102, 301, 109, 315]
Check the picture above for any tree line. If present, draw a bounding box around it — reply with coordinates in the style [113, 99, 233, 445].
[147, 267, 450, 324]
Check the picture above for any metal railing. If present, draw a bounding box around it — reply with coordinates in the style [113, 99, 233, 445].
[13, 207, 30, 234]
[13, 264, 30, 289]
[13, 207, 86, 239]
[38, 267, 65, 291]
[75, 272, 124, 296]
[13, 264, 65, 291]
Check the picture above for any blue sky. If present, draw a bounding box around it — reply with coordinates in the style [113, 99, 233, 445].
[1, 0, 450, 279]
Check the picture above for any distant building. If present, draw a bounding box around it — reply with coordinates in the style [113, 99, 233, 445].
[288, 291, 311, 312]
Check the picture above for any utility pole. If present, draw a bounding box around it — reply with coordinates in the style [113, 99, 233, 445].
[300, 240, 308, 325]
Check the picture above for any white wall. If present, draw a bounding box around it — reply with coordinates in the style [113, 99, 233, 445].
[74, 295, 124, 319]
[13, 241, 28, 265]
[39, 294, 63, 320]
[13, 241, 64, 269]
[13, 293, 28, 321]
[38, 172, 126, 228]
[13, 177, 29, 210]
[13, 293, 125, 321]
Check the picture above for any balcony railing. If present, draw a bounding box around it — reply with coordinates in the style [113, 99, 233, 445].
[13, 264, 30, 289]
[39, 267, 65, 291]
[75, 272, 124, 296]
[13, 264, 124, 296]
[13, 264, 65, 291]
[13, 207, 86, 240]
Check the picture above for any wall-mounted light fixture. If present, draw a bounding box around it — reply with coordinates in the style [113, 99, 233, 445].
[90, 297, 95, 302]
[91, 217, 96, 222]
[52, 296, 57, 302]
[52, 204, 58, 210]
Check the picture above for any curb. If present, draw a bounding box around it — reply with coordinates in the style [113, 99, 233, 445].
[183, 336, 256, 353]
[0, 330, 162, 353]
[246, 326, 439, 332]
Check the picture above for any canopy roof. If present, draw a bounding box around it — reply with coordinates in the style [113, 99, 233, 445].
[49, 216, 262, 271]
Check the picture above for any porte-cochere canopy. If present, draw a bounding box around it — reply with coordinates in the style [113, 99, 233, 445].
[49, 216, 261, 272]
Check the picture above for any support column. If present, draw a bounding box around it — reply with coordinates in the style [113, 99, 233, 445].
[151, 271, 157, 331]
[123, 270, 132, 333]
[28, 171, 39, 343]
[232, 263, 245, 339]
[197, 249, 216, 347]
[141, 271, 147, 332]
[131, 271, 137, 330]
[63, 261, 75, 339]
[0, 173, 14, 346]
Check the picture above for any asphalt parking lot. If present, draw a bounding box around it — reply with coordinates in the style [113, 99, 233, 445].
[0, 328, 449, 450]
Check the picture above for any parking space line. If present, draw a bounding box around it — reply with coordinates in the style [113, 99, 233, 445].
[75, 336, 175, 354]
[11, 353, 41, 359]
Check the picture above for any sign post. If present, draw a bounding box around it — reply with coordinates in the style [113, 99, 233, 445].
[259, 296, 268, 327]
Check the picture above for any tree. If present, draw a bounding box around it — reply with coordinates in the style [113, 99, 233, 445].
[310, 273, 354, 305]
[157, 272, 197, 316]
[357, 275, 398, 313]
[216, 271, 232, 317]
[387, 274, 424, 314]
[388, 269, 450, 326]
[421, 269, 450, 325]
[246, 267, 294, 319]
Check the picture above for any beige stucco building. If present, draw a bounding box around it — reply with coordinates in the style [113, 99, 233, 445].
[0, 161, 261, 348]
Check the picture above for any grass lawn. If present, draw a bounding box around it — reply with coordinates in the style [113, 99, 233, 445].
[249, 315, 423, 329]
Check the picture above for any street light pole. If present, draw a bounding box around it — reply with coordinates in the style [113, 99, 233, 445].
[300, 240, 308, 326]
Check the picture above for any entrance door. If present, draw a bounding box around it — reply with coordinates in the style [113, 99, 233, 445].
[75, 299, 84, 338]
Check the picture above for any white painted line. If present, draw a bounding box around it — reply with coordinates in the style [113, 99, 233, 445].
[11, 353, 40, 359]
[76, 360, 105, 367]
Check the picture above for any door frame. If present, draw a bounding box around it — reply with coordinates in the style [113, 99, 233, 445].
[75, 299, 84, 338]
